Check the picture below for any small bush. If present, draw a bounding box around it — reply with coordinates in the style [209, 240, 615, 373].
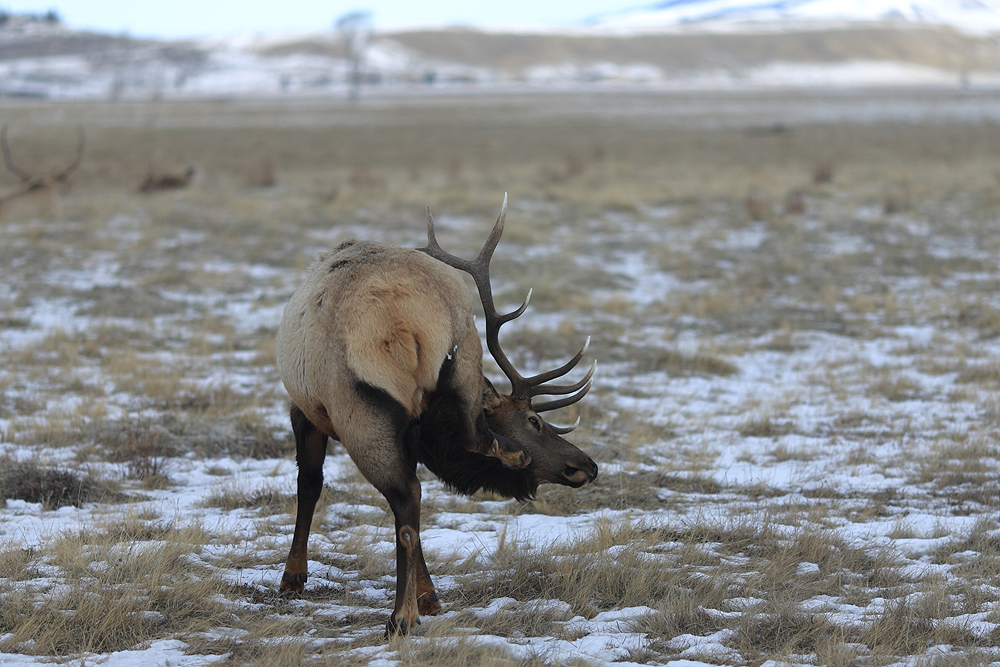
[0, 457, 110, 509]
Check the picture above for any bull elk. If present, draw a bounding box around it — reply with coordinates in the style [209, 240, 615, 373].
[0, 125, 84, 219]
[276, 195, 597, 635]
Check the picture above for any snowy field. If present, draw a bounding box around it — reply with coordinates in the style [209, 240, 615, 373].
[1, 91, 999, 666]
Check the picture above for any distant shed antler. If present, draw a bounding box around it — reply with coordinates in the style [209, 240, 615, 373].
[420, 194, 595, 433]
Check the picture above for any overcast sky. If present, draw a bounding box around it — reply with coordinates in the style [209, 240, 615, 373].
[3, 1, 637, 38]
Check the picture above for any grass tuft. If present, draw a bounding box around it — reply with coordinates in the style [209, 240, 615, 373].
[0, 456, 117, 509]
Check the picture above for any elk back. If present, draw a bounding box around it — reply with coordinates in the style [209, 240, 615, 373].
[276, 240, 485, 445]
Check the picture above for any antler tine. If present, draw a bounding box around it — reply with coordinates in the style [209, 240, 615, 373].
[421, 194, 532, 395]
[522, 336, 590, 390]
[54, 126, 85, 182]
[424, 205, 449, 260]
[532, 378, 593, 413]
[1, 126, 31, 182]
[530, 359, 596, 398]
[548, 416, 581, 435]
[424, 205, 475, 274]
[476, 191, 506, 266]
[498, 288, 531, 324]
[420, 194, 596, 408]
[423, 192, 506, 275]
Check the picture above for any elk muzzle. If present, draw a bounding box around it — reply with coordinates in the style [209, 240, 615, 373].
[562, 455, 598, 487]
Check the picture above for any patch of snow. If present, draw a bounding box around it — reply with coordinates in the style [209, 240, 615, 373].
[589, 0, 1000, 36]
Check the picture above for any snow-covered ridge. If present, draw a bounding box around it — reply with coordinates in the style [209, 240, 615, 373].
[588, 0, 1000, 35]
[2, 6, 1000, 101]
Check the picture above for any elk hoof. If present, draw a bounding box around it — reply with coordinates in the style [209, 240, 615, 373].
[386, 615, 412, 637]
[279, 571, 307, 593]
[418, 591, 442, 616]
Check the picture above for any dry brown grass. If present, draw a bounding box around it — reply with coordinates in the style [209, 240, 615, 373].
[635, 348, 739, 377]
[915, 437, 1000, 505]
[739, 412, 794, 438]
[0, 94, 996, 221]
[461, 600, 574, 638]
[394, 632, 567, 667]
[201, 479, 363, 517]
[730, 607, 841, 663]
[0, 518, 227, 656]
[4, 400, 109, 448]
[3, 93, 1000, 666]
[450, 522, 671, 615]
[867, 368, 924, 402]
[202, 482, 297, 513]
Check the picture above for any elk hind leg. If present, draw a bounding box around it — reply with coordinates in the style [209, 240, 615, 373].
[346, 382, 432, 634]
[381, 474, 425, 635]
[280, 404, 328, 592]
[396, 525, 420, 633]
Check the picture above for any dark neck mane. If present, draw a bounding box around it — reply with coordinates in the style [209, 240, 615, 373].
[409, 398, 538, 502]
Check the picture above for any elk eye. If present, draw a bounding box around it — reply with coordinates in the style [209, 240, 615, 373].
[528, 416, 541, 430]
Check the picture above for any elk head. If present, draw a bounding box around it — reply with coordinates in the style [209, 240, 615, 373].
[419, 194, 598, 494]
[0, 125, 84, 219]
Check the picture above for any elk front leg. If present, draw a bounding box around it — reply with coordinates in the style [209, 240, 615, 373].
[281, 404, 328, 592]
[484, 434, 531, 469]
[425, 387, 530, 469]
[432, 347, 530, 470]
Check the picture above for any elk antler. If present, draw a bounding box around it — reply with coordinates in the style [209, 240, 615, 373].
[1, 125, 84, 184]
[1, 126, 31, 182]
[419, 194, 595, 430]
[53, 127, 85, 183]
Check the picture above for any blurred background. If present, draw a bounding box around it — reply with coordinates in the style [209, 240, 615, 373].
[1, 0, 1000, 98]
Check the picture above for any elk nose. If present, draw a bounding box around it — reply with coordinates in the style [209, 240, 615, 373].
[563, 457, 598, 486]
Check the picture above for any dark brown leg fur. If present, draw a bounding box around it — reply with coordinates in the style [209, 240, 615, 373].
[281, 404, 328, 592]
[383, 477, 425, 635]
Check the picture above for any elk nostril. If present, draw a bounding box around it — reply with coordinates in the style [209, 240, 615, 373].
[589, 462, 599, 482]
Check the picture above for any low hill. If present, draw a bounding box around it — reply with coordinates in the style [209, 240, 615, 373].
[0, 20, 997, 99]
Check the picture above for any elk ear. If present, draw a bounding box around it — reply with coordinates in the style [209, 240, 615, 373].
[482, 377, 503, 412]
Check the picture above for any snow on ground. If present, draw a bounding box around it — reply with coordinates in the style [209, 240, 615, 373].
[1, 98, 1000, 664]
[3, 202, 999, 663]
